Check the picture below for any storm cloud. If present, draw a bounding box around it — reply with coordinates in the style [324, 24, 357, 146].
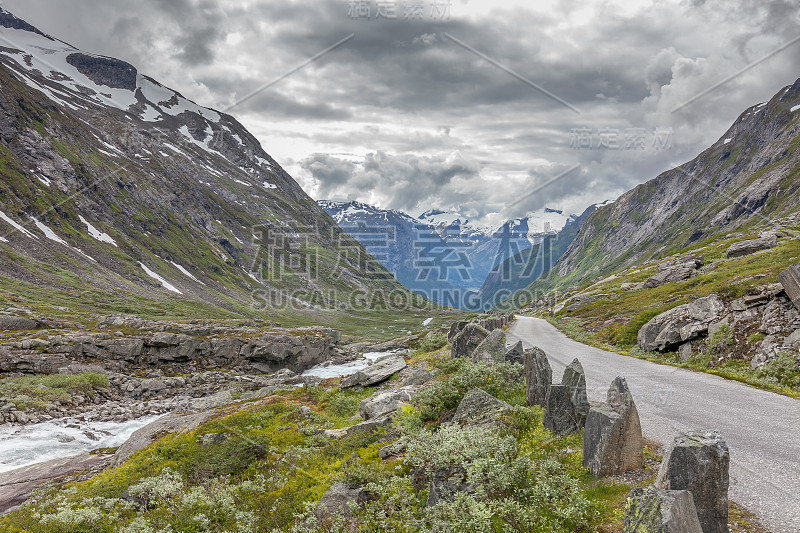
[7, 0, 800, 225]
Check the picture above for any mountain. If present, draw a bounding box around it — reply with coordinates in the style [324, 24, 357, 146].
[520, 78, 800, 297]
[318, 200, 577, 309]
[0, 9, 424, 326]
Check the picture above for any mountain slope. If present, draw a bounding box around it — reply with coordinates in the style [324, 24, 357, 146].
[523, 78, 800, 296]
[0, 9, 427, 328]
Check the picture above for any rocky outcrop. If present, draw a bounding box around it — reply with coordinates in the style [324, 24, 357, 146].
[471, 329, 506, 365]
[447, 314, 514, 344]
[544, 358, 588, 436]
[725, 234, 777, 258]
[452, 388, 512, 428]
[322, 415, 392, 439]
[778, 263, 800, 312]
[426, 465, 472, 507]
[637, 294, 726, 352]
[623, 486, 703, 533]
[340, 355, 407, 389]
[0, 453, 112, 514]
[583, 377, 643, 476]
[450, 323, 490, 359]
[643, 254, 703, 289]
[402, 367, 433, 387]
[0, 326, 342, 375]
[523, 346, 552, 407]
[565, 293, 596, 312]
[655, 431, 729, 533]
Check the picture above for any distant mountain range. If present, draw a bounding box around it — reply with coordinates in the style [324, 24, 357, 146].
[318, 200, 586, 310]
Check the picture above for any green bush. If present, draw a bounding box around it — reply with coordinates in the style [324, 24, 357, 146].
[748, 332, 766, 343]
[0, 372, 109, 409]
[616, 310, 661, 346]
[708, 324, 734, 353]
[756, 352, 800, 389]
[417, 331, 448, 353]
[414, 360, 524, 422]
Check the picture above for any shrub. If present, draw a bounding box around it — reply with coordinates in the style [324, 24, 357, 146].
[596, 323, 623, 345]
[417, 331, 448, 353]
[756, 352, 800, 389]
[748, 332, 766, 344]
[708, 324, 734, 353]
[616, 310, 661, 346]
[414, 360, 524, 422]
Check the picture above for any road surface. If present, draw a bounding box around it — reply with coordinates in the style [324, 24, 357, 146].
[507, 316, 800, 533]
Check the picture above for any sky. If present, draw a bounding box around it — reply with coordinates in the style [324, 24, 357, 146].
[5, 0, 800, 227]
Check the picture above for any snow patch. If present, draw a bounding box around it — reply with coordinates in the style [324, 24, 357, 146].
[0, 210, 37, 239]
[791, 104, 800, 113]
[138, 262, 182, 294]
[723, 138, 732, 144]
[422, 317, 434, 326]
[262, 181, 277, 189]
[169, 261, 205, 285]
[0, 236, 7, 243]
[78, 215, 117, 246]
[30, 217, 67, 245]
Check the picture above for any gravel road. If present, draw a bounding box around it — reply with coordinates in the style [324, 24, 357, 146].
[508, 316, 800, 533]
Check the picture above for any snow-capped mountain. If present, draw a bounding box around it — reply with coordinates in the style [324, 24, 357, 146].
[318, 200, 583, 309]
[0, 8, 413, 319]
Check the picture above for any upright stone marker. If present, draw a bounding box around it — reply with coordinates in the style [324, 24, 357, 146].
[523, 346, 552, 407]
[623, 485, 703, 532]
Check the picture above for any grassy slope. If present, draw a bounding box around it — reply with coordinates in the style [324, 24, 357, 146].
[528, 227, 800, 397]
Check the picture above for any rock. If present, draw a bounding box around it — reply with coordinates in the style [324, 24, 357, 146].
[504, 340, 524, 365]
[315, 482, 368, 520]
[340, 355, 407, 389]
[623, 486, 703, 533]
[643, 266, 696, 289]
[447, 321, 468, 342]
[523, 346, 552, 407]
[583, 377, 643, 476]
[561, 358, 590, 426]
[323, 416, 392, 439]
[470, 328, 506, 365]
[0, 316, 40, 331]
[0, 453, 111, 514]
[725, 235, 777, 258]
[655, 430, 729, 533]
[452, 388, 512, 427]
[450, 323, 490, 359]
[751, 334, 780, 369]
[10, 411, 29, 424]
[191, 390, 234, 411]
[637, 294, 727, 352]
[359, 388, 414, 420]
[566, 293, 596, 312]
[778, 263, 800, 312]
[402, 367, 433, 387]
[621, 282, 646, 291]
[543, 385, 578, 436]
[113, 410, 219, 465]
[426, 465, 473, 507]
[678, 343, 693, 361]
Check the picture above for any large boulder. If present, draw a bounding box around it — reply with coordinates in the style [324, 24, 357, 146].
[402, 367, 433, 387]
[452, 388, 512, 428]
[583, 377, 643, 476]
[523, 346, 552, 407]
[471, 328, 507, 365]
[450, 323, 490, 359]
[340, 355, 407, 389]
[637, 294, 727, 352]
[778, 263, 800, 312]
[725, 234, 777, 258]
[315, 482, 368, 520]
[623, 486, 703, 533]
[359, 388, 414, 420]
[447, 321, 468, 342]
[543, 385, 578, 435]
[655, 431, 729, 533]
[504, 340, 524, 365]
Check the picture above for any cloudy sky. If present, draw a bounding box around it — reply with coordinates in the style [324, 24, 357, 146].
[6, 0, 800, 226]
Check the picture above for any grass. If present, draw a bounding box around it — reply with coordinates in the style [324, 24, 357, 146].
[0, 372, 108, 410]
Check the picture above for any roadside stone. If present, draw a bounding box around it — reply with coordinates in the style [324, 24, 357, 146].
[450, 323, 490, 359]
[523, 346, 552, 407]
[543, 385, 578, 435]
[340, 355, 407, 389]
[452, 388, 512, 427]
[583, 377, 643, 476]
[623, 486, 703, 533]
[561, 358, 590, 426]
[504, 340, 524, 365]
[471, 328, 506, 365]
[359, 388, 414, 420]
[655, 430, 729, 533]
[725, 235, 777, 258]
